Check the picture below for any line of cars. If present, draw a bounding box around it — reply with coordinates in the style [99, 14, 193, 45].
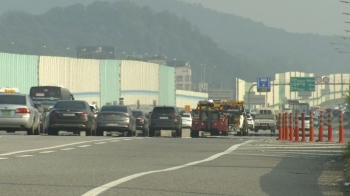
[0, 91, 188, 137]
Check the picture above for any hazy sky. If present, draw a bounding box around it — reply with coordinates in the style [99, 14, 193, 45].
[183, 0, 349, 36]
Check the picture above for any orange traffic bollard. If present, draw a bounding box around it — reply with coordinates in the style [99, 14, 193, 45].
[327, 109, 334, 142]
[289, 113, 293, 141]
[284, 113, 289, 141]
[309, 111, 314, 142]
[294, 112, 299, 142]
[278, 113, 283, 140]
[301, 113, 306, 142]
[339, 110, 345, 143]
[318, 110, 324, 142]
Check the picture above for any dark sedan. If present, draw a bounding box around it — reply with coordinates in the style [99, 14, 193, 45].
[132, 110, 149, 137]
[46, 100, 96, 136]
[96, 105, 136, 137]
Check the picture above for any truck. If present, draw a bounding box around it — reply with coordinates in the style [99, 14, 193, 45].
[190, 100, 229, 137]
[222, 100, 249, 136]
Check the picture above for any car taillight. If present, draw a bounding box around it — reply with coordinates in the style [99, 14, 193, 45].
[79, 112, 88, 117]
[171, 114, 178, 118]
[140, 118, 144, 123]
[16, 108, 30, 113]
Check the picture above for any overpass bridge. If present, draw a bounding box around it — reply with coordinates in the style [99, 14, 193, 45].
[319, 98, 345, 109]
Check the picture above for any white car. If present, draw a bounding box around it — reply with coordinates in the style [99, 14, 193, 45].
[181, 113, 192, 128]
[246, 113, 254, 131]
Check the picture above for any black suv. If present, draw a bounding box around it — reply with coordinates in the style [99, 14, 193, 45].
[149, 106, 182, 137]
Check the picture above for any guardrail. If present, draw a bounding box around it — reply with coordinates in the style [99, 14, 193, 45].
[278, 109, 345, 143]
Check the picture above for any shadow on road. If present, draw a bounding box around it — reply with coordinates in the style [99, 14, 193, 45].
[260, 155, 335, 196]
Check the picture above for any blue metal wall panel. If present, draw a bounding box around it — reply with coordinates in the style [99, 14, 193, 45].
[100, 60, 120, 106]
[0, 53, 38, 94]
[159, 65, 175, 105]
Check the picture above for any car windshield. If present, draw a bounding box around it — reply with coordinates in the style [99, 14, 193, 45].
[132, 111, 143, 117]
[0, 95, 26, 105]
[54, 101, 85, 109]
[101, 106, 127, 112]
[153, 107, 175, 113]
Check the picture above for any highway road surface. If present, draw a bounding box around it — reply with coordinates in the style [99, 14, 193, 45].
[0, 129, 347, 196]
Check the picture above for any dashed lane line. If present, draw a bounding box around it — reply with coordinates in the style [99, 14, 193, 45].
[61, 148, 75, 151]
[110, 140, 120, 143]
[16, 155, 33, 158]
[0, 138, 121, 157]
[0, 157, 8, 160]
[82, 140, 253, 196]
[78, 145, 91, 148]
[39, 151, 55, 154]
[95, 142, 107, 145]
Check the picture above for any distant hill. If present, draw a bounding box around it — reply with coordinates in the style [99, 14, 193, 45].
[1, 0, 349, 79]
[125, 0, 350, 77]
[0, 1, 253, 90]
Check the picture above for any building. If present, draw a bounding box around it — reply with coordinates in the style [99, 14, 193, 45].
[207, 89, 233, 100]
[175, 66, 192, 90]
[166, 60, 192, 91]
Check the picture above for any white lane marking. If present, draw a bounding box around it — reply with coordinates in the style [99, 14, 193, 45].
[16, 155, 33, 158]
[78, 145, 91, 148]
[95, 142, 107, 145]
[61, 148, 75, 151]
[0, 157, 8, 160]
[110, 140, 120, 143]
[123, 139, 132, 141]
[39, 151, 55, 154]
[82, 140, 253, 196]
[0, 138, 120, 157]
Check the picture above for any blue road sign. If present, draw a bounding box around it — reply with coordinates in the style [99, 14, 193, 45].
[257, 77, 271, 92]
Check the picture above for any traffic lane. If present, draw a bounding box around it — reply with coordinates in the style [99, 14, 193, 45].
[98, 152, 273, 196]
[0, 137, 247, 196]
[0, 134, 123, 155]
[98, 143, 329, 196]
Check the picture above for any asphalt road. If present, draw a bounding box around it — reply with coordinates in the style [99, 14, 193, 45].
[0, 129, 346, 196]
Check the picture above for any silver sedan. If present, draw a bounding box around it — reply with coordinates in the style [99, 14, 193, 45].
[0, 93, 41, 135]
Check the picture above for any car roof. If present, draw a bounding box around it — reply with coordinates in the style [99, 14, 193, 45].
[56, 100, 84, 102]
[103, 105, 126, 108]
[0, 93, 26, 96]
[154, 105, 176, 108]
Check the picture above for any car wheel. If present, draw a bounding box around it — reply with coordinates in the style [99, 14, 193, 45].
[96, 128, 104, 136]
[26, 125, 34, 135]
[176, 127, 182, 138]
[149, 128, 155, 137]
[190, 130, 199, 138]
[34, 123, 41, 135]
[210, 130, 219, 136]
[127, 129, 133, 137]
[86, 127, 92, 136]
[48, 128, 58, 136]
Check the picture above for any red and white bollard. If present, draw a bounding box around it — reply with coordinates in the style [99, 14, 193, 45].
[318, 110, 324, 142]
[284, 113, 289, 140]
[294, 112, 299, 142]
[301, 113, 306, 142]
[309, 111, 314, 142]
[289, 113, 293, 141]
[327, 109, 333, 142]
[278, 113, 283, 140]
[339, 110, 345, 143]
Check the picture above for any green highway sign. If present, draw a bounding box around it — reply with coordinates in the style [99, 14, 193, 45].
[290, 77, 315, 92]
